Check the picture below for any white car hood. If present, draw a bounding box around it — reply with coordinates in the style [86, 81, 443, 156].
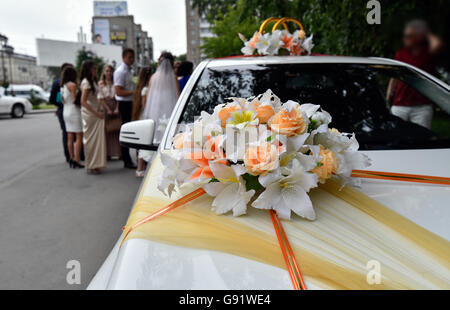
[88, 148, 450, 290]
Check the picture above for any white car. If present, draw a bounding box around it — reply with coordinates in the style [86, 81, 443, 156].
[3, 84, 49, 102]
[89, 56, 450, 290]
[0, 89, 33, 118]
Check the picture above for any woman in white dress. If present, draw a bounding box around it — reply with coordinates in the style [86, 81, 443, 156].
[61, 67, 84, 169]
[143, 52, 180, 144]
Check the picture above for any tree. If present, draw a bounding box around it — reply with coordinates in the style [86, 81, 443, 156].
[194, 0, 450, 70]
[75, 47, 105, 78]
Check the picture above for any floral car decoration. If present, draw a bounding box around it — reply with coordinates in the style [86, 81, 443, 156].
[239, 17, 314, 56]
[158, 89, 371, 220]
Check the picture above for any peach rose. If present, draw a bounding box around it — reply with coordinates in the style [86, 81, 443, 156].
[249, 101, 275, 124]
[298, 30, 306, 40]
[244, 142, 279, 176]
[173, 133, 185, 149]
[312, 146, 338, 183]
[268, 107, 307, 136]
[218, 104, 242, 127]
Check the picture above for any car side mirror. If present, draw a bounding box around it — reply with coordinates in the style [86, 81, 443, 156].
[119, 120, 159, 151]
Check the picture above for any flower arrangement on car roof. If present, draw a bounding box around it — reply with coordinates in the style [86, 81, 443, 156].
[238, 17, 314, 56]
[158, 89, 371, 220]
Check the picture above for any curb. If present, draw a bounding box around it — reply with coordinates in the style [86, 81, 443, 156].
[30, 109, 57, 114]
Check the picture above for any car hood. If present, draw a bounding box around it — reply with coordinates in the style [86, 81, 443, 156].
[88, 148, 450, 290]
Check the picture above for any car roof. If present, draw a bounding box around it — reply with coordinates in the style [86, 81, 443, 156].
[205, 55, 402, 68]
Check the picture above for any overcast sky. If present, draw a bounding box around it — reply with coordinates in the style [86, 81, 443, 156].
[0, 0, 187, 57]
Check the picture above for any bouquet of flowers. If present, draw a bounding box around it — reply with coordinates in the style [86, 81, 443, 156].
[238, 17, 314, 56]
[158, 89, 371, 221]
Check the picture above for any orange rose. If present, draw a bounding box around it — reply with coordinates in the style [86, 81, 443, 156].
[244, 142, 279, 176]
[268, 107, 307, 136]
[249, 101, 275, 124]
[312, 146, 338, 183]
[218, 104, 242, 127]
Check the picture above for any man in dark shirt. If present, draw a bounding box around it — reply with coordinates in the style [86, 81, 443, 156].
[386, 20, 443, 129]
[49, 63, 73, 162]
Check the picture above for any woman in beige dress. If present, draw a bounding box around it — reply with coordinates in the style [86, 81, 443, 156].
[98, 65, 121, 159]
[80, 60, 106, 174]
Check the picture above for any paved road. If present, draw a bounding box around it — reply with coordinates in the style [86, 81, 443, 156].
[0, 112, 141, 289]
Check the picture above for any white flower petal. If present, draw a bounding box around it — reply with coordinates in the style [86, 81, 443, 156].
[203, 182, 226, 197]
[251, 182, 281, 210]
[281, 184, 316, 220]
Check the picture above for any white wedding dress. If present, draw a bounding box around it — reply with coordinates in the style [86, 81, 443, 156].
[143, 58, 179, 144]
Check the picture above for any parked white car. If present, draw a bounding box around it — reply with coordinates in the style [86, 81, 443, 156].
[89, 56, 450, 290]
[0, 89, 33, 118]
[3, 84, 49, 102]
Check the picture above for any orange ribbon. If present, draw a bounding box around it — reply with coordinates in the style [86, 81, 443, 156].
[351, 170, 450, 186]
[269, 210, 307, 290]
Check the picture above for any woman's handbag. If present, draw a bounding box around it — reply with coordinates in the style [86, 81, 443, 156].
[105, 113, 122, 133]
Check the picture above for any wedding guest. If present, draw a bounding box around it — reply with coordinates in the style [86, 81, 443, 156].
[177, 61, 193, 92]
[98, 65, 121, 159]
[49, 63, 73, 162]
[386, 20, 443, 129]
[61, 66, 84, 169]
[80, 60, 106, 174]
[132, 67, 152, 177]
[114, 48, 136, 169]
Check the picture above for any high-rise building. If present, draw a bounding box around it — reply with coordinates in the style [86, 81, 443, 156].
[92, 15, 153, 68]
[92, 1, 153, 69]
[185, 0, 213, 65]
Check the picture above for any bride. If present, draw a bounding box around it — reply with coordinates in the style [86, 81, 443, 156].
[143, 52, 180, 143]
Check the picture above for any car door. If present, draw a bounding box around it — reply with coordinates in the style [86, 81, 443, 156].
[0, 94, 11, 113]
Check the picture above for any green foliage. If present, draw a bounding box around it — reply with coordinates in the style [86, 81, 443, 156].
[28, 91, 45, 106]
[242, 173, 264, 192]
[201, 1, 260, 58]
[194, 0, 450, 69]
[175, 53, 187, 61]
[75, 47, 105, 79]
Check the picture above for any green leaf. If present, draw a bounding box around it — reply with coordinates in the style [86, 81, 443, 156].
[242, 173, 264, 192]
[308, 119, 319, 133]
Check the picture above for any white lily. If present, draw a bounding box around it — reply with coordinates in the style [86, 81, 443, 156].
[255, 32, 281, 55]
[252, 158, 318, 220]
[203, 162, 255, 216]
[157, 151, 197, 197]
[302, 34, 314, 55]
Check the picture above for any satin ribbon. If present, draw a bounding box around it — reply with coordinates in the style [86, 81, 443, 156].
[352, 170, 450, 186]
[120, 170, 449, 289]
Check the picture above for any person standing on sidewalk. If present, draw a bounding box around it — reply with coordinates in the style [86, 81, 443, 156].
[386, 20, 443, 129]
[49, 63, 73, 163]
[114, 48, 136, 169]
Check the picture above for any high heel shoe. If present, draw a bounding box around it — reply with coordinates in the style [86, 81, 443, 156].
[69, 159, 75, 168]
[73, 161, 85, 169]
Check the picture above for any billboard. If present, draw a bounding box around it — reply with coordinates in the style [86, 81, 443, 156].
[36, 38, 122, 67]
[93, 1, 128, 16]
[93, 19, 111, 45]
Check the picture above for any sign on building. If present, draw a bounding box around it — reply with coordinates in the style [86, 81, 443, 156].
[93, 19, 111, 45]
[93, 1, 128, 16]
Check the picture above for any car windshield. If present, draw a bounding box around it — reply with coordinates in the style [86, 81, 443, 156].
[177, 63, 450, 150]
